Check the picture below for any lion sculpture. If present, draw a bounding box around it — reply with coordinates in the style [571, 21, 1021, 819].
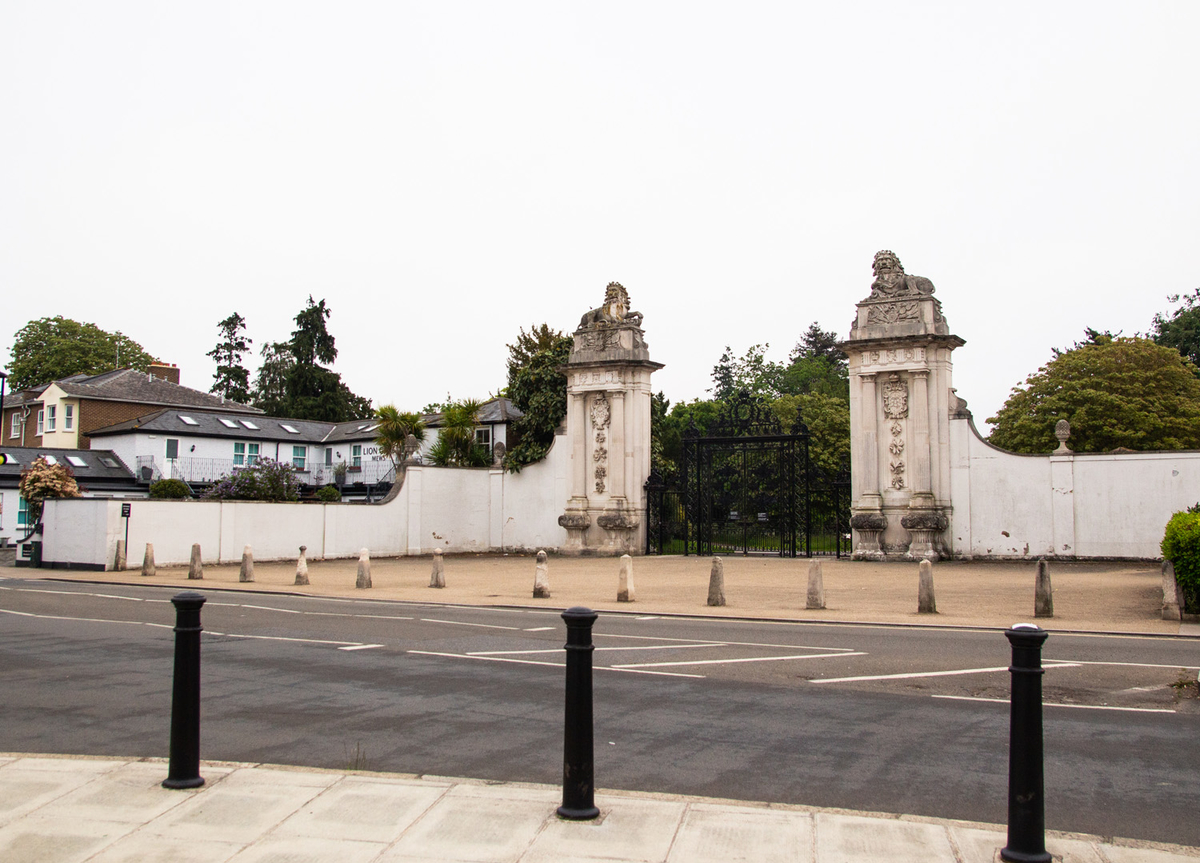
[579, 282, 643, 329]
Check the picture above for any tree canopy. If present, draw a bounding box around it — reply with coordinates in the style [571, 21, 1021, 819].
[504, 324, 573, 470]
[1151, 289, 1200, 370]
[207, 312, 252, 404]
[249, 297, 372, 421]
[987, 336, 1200, 453]
[6, 317, 158, 390]
[375, 405, 426, 466]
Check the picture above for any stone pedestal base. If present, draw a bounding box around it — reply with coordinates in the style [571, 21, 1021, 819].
[558, 510, 591, 555]
[597, 506, 640, 555]
[901, 509, 949, 562]
[850, 511, 888, 561]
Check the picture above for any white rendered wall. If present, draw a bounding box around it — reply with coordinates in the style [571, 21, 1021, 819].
[948, 415, 1200, 559]
[41, 433, 572, 568]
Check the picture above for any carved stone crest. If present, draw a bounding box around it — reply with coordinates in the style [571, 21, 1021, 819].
[883, 374, 908, 419]
[590, 393, 611, 429]
[867, 301, 920, 326]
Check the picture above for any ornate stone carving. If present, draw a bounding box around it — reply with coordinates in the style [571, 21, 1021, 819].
[578, 282, 643, 329]
[1054, 419, 1072, 454]
[850, 512, 888, 531]
[867, 301, 920, 326]
[890, 421, 903, 437]
[901, 510, 949, 532]
[558, 512, 591, 530]
[590, 393, 611, 429]
[580, 329, 621, 351]
[889, 439, 904, 456]
[593, 447, 607, 461]
[883, 374, 908, 419]
[597, 512, 639, 531]
[866, 250, 936, 301]
[889, 461, 906, 489]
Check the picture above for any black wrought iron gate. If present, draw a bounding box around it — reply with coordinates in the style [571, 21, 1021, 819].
[645, 393, 850, 557]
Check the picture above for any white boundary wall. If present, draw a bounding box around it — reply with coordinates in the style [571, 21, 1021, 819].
[949, 415, 1200, 559]
[42, 436, 571, 569]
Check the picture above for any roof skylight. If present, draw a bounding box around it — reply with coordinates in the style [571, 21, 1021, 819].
[281, 424, 300, 434]
[98, 456, 119, 468]
[218, 418, 238, 428]
[67, 455, 87, 467]
[240, 420, 259, 430]
[179, 415, 198, 426]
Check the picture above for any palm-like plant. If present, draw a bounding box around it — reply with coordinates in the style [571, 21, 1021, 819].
[429, 399, 491, 467]
[375, 405, 426, 466]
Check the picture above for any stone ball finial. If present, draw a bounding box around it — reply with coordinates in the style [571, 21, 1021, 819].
[1054, 419, 1072, 454]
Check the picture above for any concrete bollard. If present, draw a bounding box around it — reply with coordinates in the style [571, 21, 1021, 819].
[918, 559, 937, 614]
[806, 560, 825, 610]
[1034, 558, 1053, 618]
[114, 539, 127, 572]
[558, 606, 600, 820]
[141, 543, 157, 577]
[1000, 624, 1051, 863]
[533, 550, 551, 598]
[356, 548, 372, 589]
[163, 591, 206, 789]
[617, 554, 635, 602]
[707, 557, 726, 607]
[295, 546, 309, 586]
[1162, 560, 1183, 621]
[188, 544, 203, 580]
[239, 545, 254, 583]
[430, 549, 445, 588]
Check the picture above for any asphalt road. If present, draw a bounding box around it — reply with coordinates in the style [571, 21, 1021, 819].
[1, 577, 1197, 846]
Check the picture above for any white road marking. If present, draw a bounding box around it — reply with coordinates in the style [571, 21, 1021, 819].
[408, 649, 705, 679]
[522, 627, 555, 632]
[206, 631, 366, 647]
[596, 632, 858, 652]
[932, 695, 1176, 714]
[813, 662, 1080, 684]
[470, 643, 721, 656]
[338, 644, 384, 651]
[615, 651, 868, 669]
[419, 618, 521, 631]
[1054, 659, 1200, 670]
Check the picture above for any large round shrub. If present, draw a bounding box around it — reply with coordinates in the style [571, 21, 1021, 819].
[1161, 509, 1200, 610]
[149, 478, 190, 499]
[314, 485, 341, 502]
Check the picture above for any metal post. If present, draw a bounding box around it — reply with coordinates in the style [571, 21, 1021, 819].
[1001, 624, 1051, 863]
[163, 591, 206, 789]
[558, 606, 600, 820]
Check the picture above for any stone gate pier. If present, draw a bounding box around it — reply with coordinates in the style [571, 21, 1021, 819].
[841, 251, 964, 561]
[558, 283, 663, 555]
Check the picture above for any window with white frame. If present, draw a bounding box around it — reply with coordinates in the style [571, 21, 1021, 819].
[475, 427, 491, 448]
[292, 445, 306, 470]
[324, 447, 333, 466]
[64, 404, 74, 431]
[247, 443, 259, 464]
[233, 442, 246, 466]
[10, 412, 21, 438]
[46, 406, 56, 433]
[37, 409, 44, 436]
[351, 444, 362, 467]
[17, 495, 29, 527]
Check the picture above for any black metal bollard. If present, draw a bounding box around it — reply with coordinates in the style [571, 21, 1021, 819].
[1000, 624, 1051, 863]
[557, 606, 600, 820]
[163, 591, 206, 789]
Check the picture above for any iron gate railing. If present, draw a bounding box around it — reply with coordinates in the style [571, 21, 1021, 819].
[645, 392, 850, 558]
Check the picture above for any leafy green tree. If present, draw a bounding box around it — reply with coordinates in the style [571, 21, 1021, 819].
[710, 344, 786, 401]
[504, 325, 573, 470]
[987, 337, 1200, 453]
[207, 312, 253, 403]
[428, 399, 491, 467]
[1152, 289, 1200, 370]
[251, 298, 372, 421]
[6, 317, 158, 390]
[251, 341, 293, 416]
[789, 322, 846, 367]
[771, 393, 851, 474]
[781, 322, 849, 399]
[375, 405, 426, 466]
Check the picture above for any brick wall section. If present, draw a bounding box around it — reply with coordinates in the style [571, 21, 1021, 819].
[1, 406, 40, 448]
[77, 400, 168, 450]
[149, 363, 180, 385]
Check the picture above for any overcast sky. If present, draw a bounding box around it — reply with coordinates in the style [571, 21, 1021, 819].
[3, 2, 1197, 429]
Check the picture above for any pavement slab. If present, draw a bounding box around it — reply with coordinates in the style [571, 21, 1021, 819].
[665, 804, 814, 863]
[522, 796, 688, 863]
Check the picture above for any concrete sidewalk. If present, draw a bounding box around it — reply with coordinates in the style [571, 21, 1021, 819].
[1, 755, 1195, 863]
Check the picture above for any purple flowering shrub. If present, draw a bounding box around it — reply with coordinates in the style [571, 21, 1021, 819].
[202, 458, 300, 501]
